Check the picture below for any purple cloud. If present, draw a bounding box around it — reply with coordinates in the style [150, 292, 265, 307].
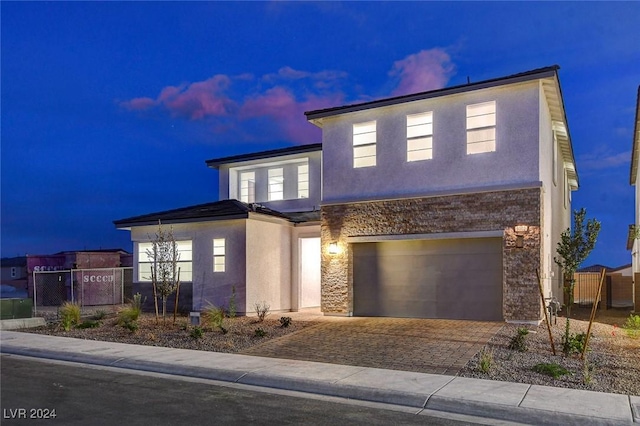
[389, 48, 455, 96]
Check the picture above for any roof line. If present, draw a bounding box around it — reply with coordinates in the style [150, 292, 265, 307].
[206, 143, 322, 169]
[630, 85, 640, 185]
[305, 66, 560, 121]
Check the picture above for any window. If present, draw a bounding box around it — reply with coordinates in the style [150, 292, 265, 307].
[213, 239, 225, 272]
[466, 101, 496, 155]
[353, 121, 376, 168]
[407, 112, 433, 161]
[11, 267, 16, 278]
[297, 163, 309, 198]
[268, 168, 284, 201]
[138, 240, 193, 282]
[240, 172, 255, 203]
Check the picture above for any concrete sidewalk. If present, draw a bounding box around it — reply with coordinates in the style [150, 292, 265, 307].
[1, 331, 638, 425]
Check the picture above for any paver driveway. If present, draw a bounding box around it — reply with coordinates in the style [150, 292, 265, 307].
[240, 315, 503, 375]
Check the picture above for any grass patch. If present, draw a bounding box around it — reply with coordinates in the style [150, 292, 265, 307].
[623, 314, 640, 339]
[532, 363, 571, 379]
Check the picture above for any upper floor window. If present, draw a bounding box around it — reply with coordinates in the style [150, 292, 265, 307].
[466, 101, 496, 155]
[138, 240, 193, 282]
[407, 112, 433, 162]
[298, 164, 309, 198]
[240, 172, 255, 203]
[11, 267, 17, 278]
[213, 238, 225, 272]
[268, 168, 284, 201]
[353, 121, 376, 168]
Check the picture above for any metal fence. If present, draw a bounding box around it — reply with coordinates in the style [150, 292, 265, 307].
[32, 268, 133, 315]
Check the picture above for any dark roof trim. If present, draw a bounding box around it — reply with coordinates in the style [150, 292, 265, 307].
[114, 199, 294, 228]
[206, 143, 322, 169]
[305, 66, 560, 121]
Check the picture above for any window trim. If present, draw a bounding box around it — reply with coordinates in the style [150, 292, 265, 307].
[268, 167, 284, 201]
[466, 101, 496, 155]
[213, 238, 225, 273]
[406, 111, 433, 162]
[353, 120, 377, 168]
[137, 240, 193, 282]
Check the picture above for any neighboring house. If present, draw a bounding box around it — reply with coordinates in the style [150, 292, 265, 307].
[116, 65, 577, 323]
[1, 256, 28, 297]
[628, 85, 640, 311]
[306, 65, 576, 322]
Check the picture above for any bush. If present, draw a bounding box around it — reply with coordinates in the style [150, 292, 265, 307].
[123, 320, 138, 332]
[279, 316, 292, 328]
[562, 332, 588, 356]
[477, 348, 493, 373]
[190, 326, 204, 340]
[533, 363, 570, 379]
[59, 302, 81, 331]
[508, 327, 529, 352]
[254, 328, 267, 337]
[92, 310, 108, 320]
[201, 304, 226, 333]
[254, 301, 270, 322]
[117, 293, 143, 331]
[623, 314, 640, 338]
[227, 286, 237, 318]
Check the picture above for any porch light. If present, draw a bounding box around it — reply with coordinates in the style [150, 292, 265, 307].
[328, 242, 339, 255]
[514, 225, 528, 235]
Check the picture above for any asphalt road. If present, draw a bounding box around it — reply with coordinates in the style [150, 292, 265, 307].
[0, 355, 489, 425]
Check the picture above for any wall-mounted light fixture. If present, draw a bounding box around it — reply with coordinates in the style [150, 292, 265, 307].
[514, 225, 528, 248]
[514, 225, 529, 234]
[328, 242, 339, 255]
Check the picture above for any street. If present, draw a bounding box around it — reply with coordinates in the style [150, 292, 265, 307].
[0, 355, 488, 425]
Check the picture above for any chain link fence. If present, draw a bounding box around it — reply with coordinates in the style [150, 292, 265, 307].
[33, 268, 133, 317]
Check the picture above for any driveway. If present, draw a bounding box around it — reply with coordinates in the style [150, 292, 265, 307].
[240, 313, 503, 375]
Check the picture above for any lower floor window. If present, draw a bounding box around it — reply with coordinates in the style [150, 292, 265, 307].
[213, 238, 226, 272]
[137, 240, 193, 282]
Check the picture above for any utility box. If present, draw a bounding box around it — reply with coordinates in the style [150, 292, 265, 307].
[0, 298, 33, 320]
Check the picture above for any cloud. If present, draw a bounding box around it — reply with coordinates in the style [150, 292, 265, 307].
[389, 48, 455, 96]
[241, 86, 342, 143]
[120, 75, 234, 120]
[579, 150, 631, 171]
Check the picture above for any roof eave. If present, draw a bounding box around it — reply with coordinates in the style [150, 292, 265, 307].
[205, 143, 322, 169]
[630, 86, 640, 185]
[305, 66, 560, 123]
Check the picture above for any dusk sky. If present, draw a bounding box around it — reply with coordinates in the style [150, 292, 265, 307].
[1, 2, 639, 268]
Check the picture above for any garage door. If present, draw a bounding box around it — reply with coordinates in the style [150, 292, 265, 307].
[353, 238, 503, 320]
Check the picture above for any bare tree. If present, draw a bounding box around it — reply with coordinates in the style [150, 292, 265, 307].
[145, 221, 181, 323]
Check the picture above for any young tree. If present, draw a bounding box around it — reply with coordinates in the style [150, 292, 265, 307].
[554, 208, 601, 354]
[145, 222, 181, 323]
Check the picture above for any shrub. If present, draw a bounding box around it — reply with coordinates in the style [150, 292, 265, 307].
[117, 293, 144, 330]
[279, 316, 292, 328]
[190, 326, 204, 340]
[92, 310, 108, 320]
[76, 320, 100, 329]
[477, 348, 493, 373]
[59, 302, 81, 331]
[562, 332, 588, 356]
[201, 304, 226, 333]
[508, 327, 529, 352]
[254, 301, 270, 322]
[533, 363, 570, 379]
[123, 320, 138, 332]
[623, 314, 640, 338]
[254, 328, 267, 337]
[227, 285, 237, 318]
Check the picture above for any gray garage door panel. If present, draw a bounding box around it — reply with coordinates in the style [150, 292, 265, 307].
[353, 238, 503, 320]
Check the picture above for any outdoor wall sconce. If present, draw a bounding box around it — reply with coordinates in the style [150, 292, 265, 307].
[328, 242, 339, 255]
[514, 224, 529, 234]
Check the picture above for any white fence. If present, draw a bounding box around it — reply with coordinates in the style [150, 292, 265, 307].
[32, 267, 133, 315]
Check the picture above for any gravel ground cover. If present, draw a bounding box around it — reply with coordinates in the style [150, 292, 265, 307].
[22, 306, 639, 396]
[459, 308, 640, 396]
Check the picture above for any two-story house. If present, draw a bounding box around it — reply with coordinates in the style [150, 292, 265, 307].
[115, 65, 577, 323]
[305, 65, 576, 323]
[114, 144, 323, 315]
[629, 85, 639, 312]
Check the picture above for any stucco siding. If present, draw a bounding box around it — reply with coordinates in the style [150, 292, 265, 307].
[245, 216, 292, 313]
[321, 82, 541, 204]
[131, 220, 248, 313]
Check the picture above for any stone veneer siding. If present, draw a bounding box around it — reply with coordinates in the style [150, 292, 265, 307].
[321, 187, 543, 322]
